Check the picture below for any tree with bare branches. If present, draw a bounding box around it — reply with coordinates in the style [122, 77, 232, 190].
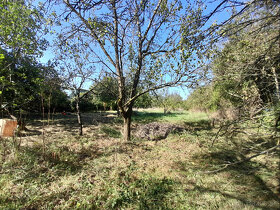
[56, 40, 96, 136]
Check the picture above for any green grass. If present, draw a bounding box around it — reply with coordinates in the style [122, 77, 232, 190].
[100, 125, 122, 138]
[133, 109, 209, 124]
[0, 109, 279, 209]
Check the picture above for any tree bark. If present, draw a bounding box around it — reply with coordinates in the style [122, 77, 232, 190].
[123, 116, 131, 142]
[122, 106, 133, 141]
[52, 107, 55, 122]
[76, 98, 83, 136]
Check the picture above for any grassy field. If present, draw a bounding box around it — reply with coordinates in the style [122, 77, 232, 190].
[0, 109, 279, 209]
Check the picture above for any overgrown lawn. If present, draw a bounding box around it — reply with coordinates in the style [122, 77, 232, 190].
[0, 110, 279, 209]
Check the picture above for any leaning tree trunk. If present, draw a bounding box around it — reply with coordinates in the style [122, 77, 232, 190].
[76, 98, 83, 136]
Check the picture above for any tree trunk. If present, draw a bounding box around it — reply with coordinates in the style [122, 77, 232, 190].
[123, 115, 131, 141]
[47, 93, 51, 126]
[76, 99, 83, 136]
[123, 106, 133, 141]
[41, 92, 46, 157]
[52, 107, 55, 122]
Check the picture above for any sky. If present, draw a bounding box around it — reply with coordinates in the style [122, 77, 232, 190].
[38, 0, 233, 100]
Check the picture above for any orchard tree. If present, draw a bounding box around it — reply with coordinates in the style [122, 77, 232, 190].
[56, 40, 96, 136]
[51, 0, 205, 141]
[134, 92, 153, 109]
[92, 75, 154, 110]
[183, 85, 213, 111]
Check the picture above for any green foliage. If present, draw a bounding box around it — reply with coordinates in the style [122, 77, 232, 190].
[187, 2, 280, 116]
[184, 86, 213, 111]
[41, 63, 71, 112]
[0, 0, 50, 114]
[92, 76, 154, 110]
[49, 89, 71, 112]
[134, 92, 153, 109]
[155, 92, 183, 113]
[211, 2, 280, 110]
[0, 49, 70, 114]
[0, 0, 47, 55]
[0, 48, 43, 112]
[92, 76, 118, 110]
[69, 95, 95, 112]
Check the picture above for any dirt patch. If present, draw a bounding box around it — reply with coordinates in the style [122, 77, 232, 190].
[134, 122, 183, 140]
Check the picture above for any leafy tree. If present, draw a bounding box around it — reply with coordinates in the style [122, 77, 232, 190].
[49, 88, 70, 112]
[184, 85, 213, 111]
[41, 63, 71, 123]
[0, 0, 47, 56]
[184, 0, 279, 122]
[53, 0, 205, 141]
[0, 48, 43, 115]
[92, 76, 154, 110]
[0, 0, 48, 117]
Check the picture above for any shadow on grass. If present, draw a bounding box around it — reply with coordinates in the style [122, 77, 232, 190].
[174, 146, 280, 208]
[183, 119, 212, 131]
[15, 146, 83, 179]
[3, 138, 155, 185]
[17, 129, 42, 137]
[3, 143, 108, 186]
[27, 111, 117, 124]
[103, 169, 174, 209]
[100, 125, 121, 138]
[190, 185, 279, 209]
[242, 135, 280, 153]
